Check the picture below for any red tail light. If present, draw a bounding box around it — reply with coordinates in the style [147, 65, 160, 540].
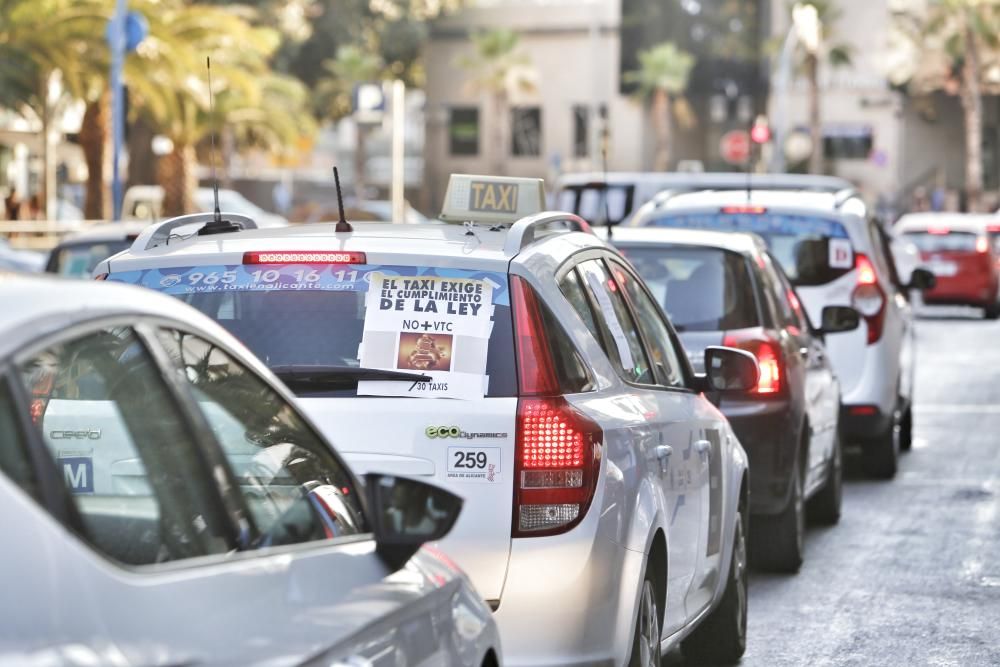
[243, 251, 366, 264]
[723, 328, 783, 396]
[511, 276, 602, 537]
[852, 254, 885, 345]
[721, 205, 767, 215]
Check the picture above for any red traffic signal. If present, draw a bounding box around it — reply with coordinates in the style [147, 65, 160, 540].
[750, 117, 771, 144]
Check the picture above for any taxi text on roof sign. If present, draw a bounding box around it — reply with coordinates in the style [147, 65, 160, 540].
[440, 174, 546, 224]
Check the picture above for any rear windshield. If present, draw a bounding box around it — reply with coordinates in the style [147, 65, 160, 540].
[49, 241, 132, 277]
[646, 212, 854, 286]
[621, 246, 759, 332]
[557, 185, 635, 226]
[904, 231, 978, 253]
[107, 263, 516, 398]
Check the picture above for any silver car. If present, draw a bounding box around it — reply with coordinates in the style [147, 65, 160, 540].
[0, 274, 501, 666]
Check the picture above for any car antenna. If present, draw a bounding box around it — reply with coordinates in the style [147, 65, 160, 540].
[199, 56, 241, 235]
[333, 166, 353, 232]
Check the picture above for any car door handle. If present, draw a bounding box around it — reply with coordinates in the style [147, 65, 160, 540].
[655, 445, 672, 473]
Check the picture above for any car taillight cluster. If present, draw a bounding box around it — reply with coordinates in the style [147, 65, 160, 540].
[510, 276, 602, 537]
[852, 254, 886, 345]
[722, 328, 783, 396]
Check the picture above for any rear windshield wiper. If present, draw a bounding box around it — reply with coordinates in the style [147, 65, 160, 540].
[270, 364, 431, 388]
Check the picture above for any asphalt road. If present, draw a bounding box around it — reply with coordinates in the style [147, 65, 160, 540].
[674, 308, 1000, 666]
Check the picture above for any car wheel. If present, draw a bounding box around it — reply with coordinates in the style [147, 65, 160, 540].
[750, 466, 804, 573]
[808, 433, 842, 525]
[899, 406, 913, 452]
[984, 302, 1000, 320]
[863, 410, 900, 479]
[682, 510, 748, 665]
[628, 573, 661, 667]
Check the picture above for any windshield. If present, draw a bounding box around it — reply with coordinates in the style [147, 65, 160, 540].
[49, 241, 132, 278]
[557, 185, 634, 225]
[621, 246, 758, 332]
[108, 263, 516, 398]
[904, 232, 979, 254]
[647, 212, 853, 285]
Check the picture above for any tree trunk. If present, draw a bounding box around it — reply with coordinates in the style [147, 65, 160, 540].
[807, 52, 823, 175]
[652, 88, 671, 171]
[126, 114, 157, 189]
[354, 122, 368, 200]
[493, 90, 507, 175]
[158, 143, 196, 217]
[961, 16, 983, 212]
[80, 92, 110, 220]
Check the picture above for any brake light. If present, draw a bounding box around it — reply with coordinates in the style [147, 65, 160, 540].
[849, 405, 879, 416]
[852, 254, 885, 345]
[928, 227, 949, 235]
[721, 205, 767, 214]
[242, 251, 367, 264]
[723, 328, 782, 396]
[511, 276, 602, 536]
[977, 236, 989, 254]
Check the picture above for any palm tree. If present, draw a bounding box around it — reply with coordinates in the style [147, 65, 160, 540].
[457, 29, 536, 175]
[624, 42, 695, 172]
[315, 46, 384, 200]
[0, 0, 107, 217]
[890, 0, 1000, 211]
[786, 1, 852, 175]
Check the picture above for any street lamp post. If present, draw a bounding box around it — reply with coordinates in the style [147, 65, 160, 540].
[109, 0, 126, 221]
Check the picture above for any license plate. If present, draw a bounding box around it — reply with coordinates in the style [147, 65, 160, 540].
[447, 446, 501, 483]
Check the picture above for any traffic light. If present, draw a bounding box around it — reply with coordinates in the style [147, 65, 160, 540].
[751, 115, 771, 144]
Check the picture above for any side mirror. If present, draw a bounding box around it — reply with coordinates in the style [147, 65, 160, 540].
[908, 267, 937, 291]
[820, 305, 860, 334]
[364, 473, 463, 570]
[703, 346, 760, 393]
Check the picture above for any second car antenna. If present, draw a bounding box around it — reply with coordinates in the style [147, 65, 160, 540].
[333, 166, 353, 232]
[199, 56, 241, 235]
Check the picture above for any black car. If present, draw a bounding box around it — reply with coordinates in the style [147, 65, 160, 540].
[607, 227, 860, 572]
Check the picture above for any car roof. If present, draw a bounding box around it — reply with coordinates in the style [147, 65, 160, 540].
[558, 171, 855, 192]
[597, 226, 765, 255]
[105, 218, 605, 273]
[636, 188, 866, 220]
[56, 221, 150, 245]
[0, 272, 261, 363]
[895, 212, 997, 234]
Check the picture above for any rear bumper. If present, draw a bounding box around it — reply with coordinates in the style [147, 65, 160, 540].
[720, 397, 797, 516]
[840, 405, 893, 443]
[495, 529, 639, 667]
[924, 277, 998, 307]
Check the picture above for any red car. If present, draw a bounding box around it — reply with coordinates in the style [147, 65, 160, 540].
[897, 213, 1000, 319]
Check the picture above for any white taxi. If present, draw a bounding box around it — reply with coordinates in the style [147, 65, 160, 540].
[98, 174, 756, 666]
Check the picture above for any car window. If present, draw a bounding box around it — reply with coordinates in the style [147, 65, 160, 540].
[535, 294, 596, 393]
[871, 223, 905, 291]
[766, 255, 811, 333]
[109, 264, 516, 399]
[608, 259, 686, 388]
[622, 245, 759, 332]
[903, 231, 979, 253]
[576, 259, 654, 384]
[155, 328, 368, 547]
[559, 267, 603, 344]
[0, 379, 39, 501]
[50, 241, 132, 278]
[647, 212, 854, 286]
[17, 328, 234, 566]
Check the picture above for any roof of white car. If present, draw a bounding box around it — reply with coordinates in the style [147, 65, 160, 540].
[895, 212, 998, 234]
[57, 221, 150, 245]
[598, 227, 765, 255]
[632, 188, 867, 221]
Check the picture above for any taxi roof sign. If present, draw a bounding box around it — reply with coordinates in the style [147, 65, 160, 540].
[440, 174, 546, 224]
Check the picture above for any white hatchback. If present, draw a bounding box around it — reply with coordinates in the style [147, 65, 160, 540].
[0, 274, 499, 666]
[629, 189, 936, 478]
[99, 174, 756, 666]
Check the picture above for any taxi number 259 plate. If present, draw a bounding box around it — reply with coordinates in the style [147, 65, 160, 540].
[447, 446, 501, 483]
